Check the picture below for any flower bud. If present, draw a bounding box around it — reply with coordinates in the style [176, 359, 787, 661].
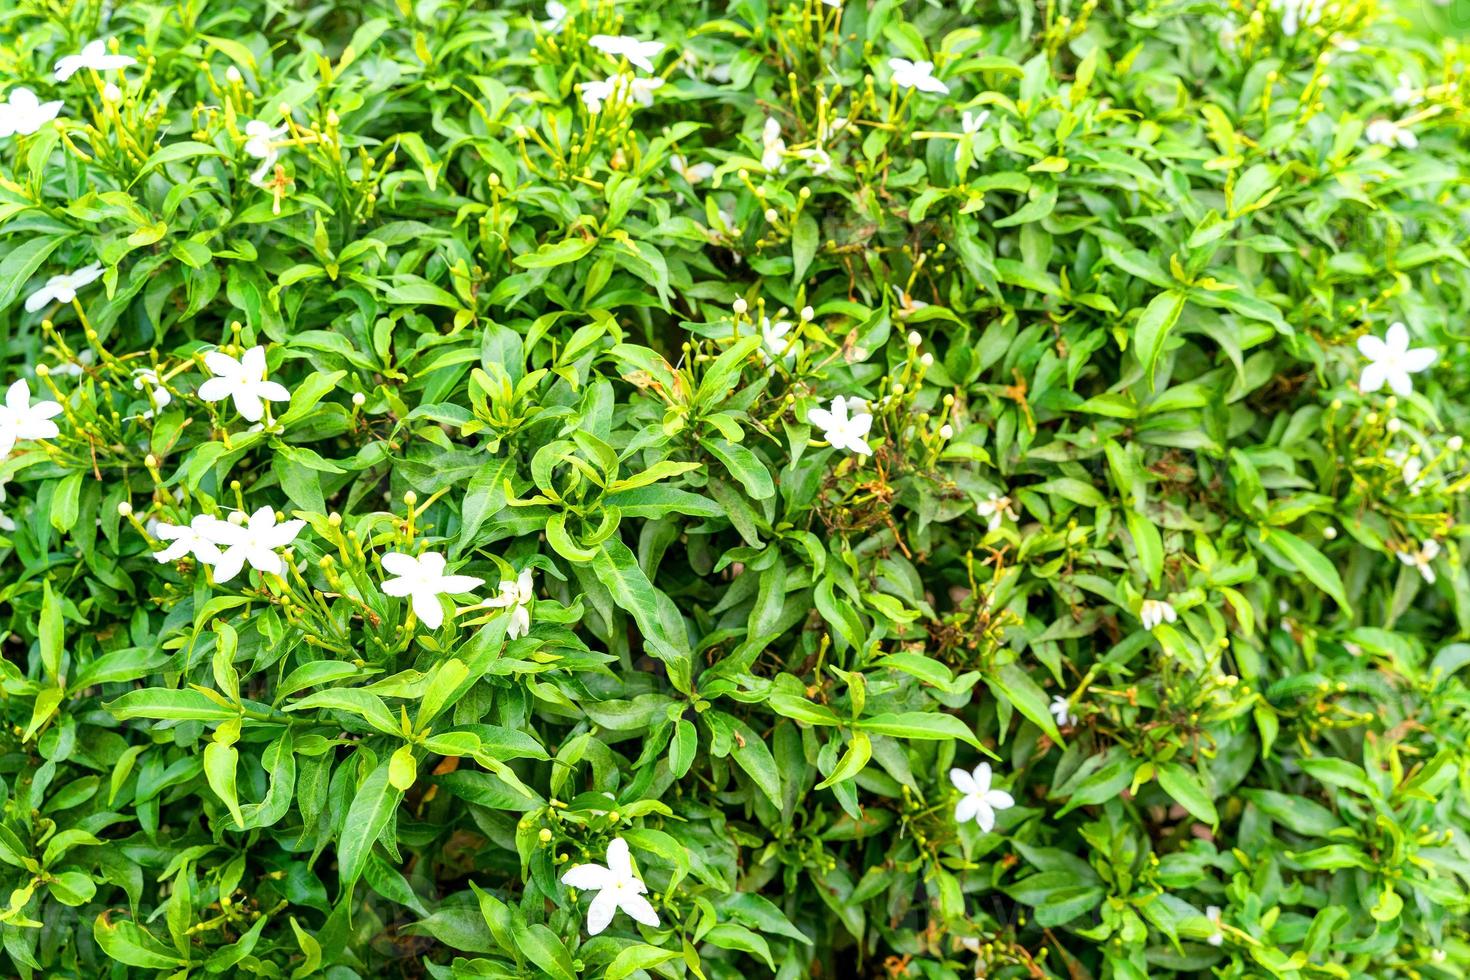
[939, 424, 953, 439]
[1323, 525, 1337, 540]
[763, 208, 778, 223]
[906, 331, 921, 346]
[225, 65, 242, 83]
[733, 298, 748, 315]
[921, 352, 934, 367]
[352, 392, 366, 406]
[1450, 436, 1464, 452]
[103, 83, 121, 103]
[117, 501, 133, 517]
[800, 305, 814, 321]
[1387, 418, 1401, 433]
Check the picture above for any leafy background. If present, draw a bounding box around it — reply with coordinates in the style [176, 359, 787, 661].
[0, 0, 1469, 977]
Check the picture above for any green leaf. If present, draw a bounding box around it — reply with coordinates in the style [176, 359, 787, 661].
[336, 759, 405, 892]
[1133, 290, 1187, 387]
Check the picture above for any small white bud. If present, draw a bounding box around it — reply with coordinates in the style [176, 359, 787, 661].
[939, 424, 953, 439]
[763, 208, 778, 223]
[892, 382, 905, 395]
[800, 306, 814, 321]
[733, 298, 748, 315]
[352, 392, 366, 407]
[103, 83, 122, 103]
[1450, 436, 1464, 452]
[1323, 526, 1337, 540]
[225, 65, 242, 83]
[228, 511, 246, 525]
[920, 352, 934, 367]
[117, 501, 133, 517]
[906, 331, 921, 347]
[1387, 418, 1401, 433]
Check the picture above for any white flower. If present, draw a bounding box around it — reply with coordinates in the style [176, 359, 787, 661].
[1140, 598, 1178, 631]
[1049, 695, 1074, 728]
[0, 88, 63, 138]
[1387, 449, 1424, 493]
[53, 349, 95, 377]
[207, 506, 305, 583]
[760, 116, 786, 172]
[25, 263, 104, 313]
[795, 145, 832, 175]
[808, 395, 873, 456]
[579, 74, 663, 113]
[1364, 117, 1417, 149]
[1398, 539, 1440, 584]
[1357, 322, 1436, 396]
[486, 567, 535, 638]
[1205, 905, 1224, 946]
[948, 763, 1015, 831]
[758, 316, 798, 365]
[1392, 72, 1420, 107]
[560, 837, 660, 935]
[381, 551, 485, 629]
[102, 82, 122, 103]
[671, 153, 715, 184]
[976, 493, 1018, 531]
[54, 40, 136, 82]
[134, 369, 172, 417]
[198, 345, 291, 422]
[588, 34, 664, 73]
[893, 284, 929, 313]
[243, 119, 287, 186]
[888, 58, 949, 95]
[0, 380, 63, 458]
[543, 0, 569, 30]
[152, 515, 225, 565]
[954, 108, 989, 160]
[1271, 0, 1324, 36]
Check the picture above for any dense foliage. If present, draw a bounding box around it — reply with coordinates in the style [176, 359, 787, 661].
[1, 0, 1469, 976]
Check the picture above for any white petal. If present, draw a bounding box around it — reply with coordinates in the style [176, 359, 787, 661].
[949, 767, 977, 794]
[561, 863, 612, 890]
[954, 794, 980, 824]
[1358, 362, 1388, 394]
[585, 889, 619, 935]
[1385, 322, 1410, 354]
[233, 389, 265, 422]
[605, 837, 634, 879]
[413, 591, 445, 628]
[619, 891, 660, 927]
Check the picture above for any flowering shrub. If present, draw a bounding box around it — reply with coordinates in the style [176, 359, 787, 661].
[1, 0, 1469, 976]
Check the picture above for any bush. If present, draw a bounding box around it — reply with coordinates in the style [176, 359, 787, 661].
[0, 0, 1468, 976]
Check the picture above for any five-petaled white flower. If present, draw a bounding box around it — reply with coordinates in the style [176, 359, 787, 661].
[1140, 598, 1178, 631]
[543, 0, 569, 30]
[199, 345, 291, 422]
[976, 492, 1018, 531]
[949, 763, 1015, 831]
[1387, 448, 1424, 493]
[0, 380, 62, 458]
[579, 74, 663, 113]
[0, 88, 63, 138]
[671, 153, 715, 184]
[134, 369, 172, 418]
[808, 396, 873, 456]
[54, 39, 136, 82]
[1364, 117, 1417, 149]
[955, 108, 989, 160]
[243, 120, 287, 186]
[1392, 72, 1420, 107]
[588, 34, 664, 73]
[796, 145, 832, 175]
[380, 551, 485, 629]
[152, 515, 225, 565]
[208, 506, 305, 583]
[1357, 323, 1436, 397]
[888, 58, 949, 95]
[761, 116, 786, 172]
[1398, 539, 1440, 584]
[486, 567, 536, 638]
[758, 316, 797, 365]
[25, 263, 103, 313]
[560, 837, 660, 935]
[1205, 905, 1225, 946]
[1049, 695, 1074, 728]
